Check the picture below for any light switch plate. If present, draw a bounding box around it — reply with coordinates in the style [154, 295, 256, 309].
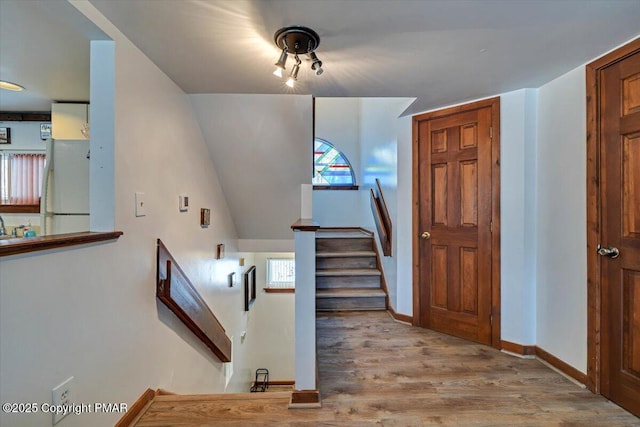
[135, 192, 146, 217]
[179, 195, 189, 212]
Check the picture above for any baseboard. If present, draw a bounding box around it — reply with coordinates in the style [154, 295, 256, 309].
[268, 380, 295, 386]
[289, 389, 321, 409]
[535, 346, 588, 386]
[115, 388, 157, 427]
[501, 341, 587, 386]
[388, 306, 413, 324]
[501, 340, 536, 357]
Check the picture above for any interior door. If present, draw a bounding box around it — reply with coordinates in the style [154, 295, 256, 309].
[600, 48, 640, 417]
[413, 98, 498, 346]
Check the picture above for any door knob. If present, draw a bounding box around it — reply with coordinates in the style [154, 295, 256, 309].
[421, 231, 431, 240]
[597, 244, 620, 259]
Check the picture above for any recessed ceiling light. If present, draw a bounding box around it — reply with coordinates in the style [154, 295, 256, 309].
[0, 80, 25, 91]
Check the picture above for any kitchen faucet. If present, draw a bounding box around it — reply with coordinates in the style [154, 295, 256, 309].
[0, 215, 5, 236]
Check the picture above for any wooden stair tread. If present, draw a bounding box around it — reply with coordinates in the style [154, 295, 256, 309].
[317, 288, 386, 298]
[316, 230, 372, 239]
[316, 268, 381, 276]
[316, 251, 376, 258]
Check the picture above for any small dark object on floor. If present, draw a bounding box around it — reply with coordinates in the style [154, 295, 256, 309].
[250, 368, 269, 392]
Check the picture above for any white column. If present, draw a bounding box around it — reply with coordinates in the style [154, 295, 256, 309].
[294, 228, 316, 390]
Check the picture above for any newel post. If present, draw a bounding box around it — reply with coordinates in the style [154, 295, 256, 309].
[289, 184, 321, 408]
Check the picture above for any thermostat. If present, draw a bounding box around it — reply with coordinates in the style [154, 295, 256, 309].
[179, 195, 189, 212]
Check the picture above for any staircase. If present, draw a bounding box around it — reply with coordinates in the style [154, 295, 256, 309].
[316, 228, 387, 311]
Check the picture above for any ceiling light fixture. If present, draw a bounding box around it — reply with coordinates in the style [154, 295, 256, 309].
[0, 80, 25, 91]
[272, 26, 323, 88]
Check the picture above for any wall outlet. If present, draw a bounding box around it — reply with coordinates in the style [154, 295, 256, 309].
[179, 195, 189, 212]
[135, 192, 146, 217]
[51, 376, 74, 424]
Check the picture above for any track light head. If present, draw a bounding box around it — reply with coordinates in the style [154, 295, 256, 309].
[286, 54, 302, 88]
[309, 52, 323, 76]
[273, 47, 288, 78]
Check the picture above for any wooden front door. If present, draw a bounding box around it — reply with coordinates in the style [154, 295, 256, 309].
[597, 46, 640, 417]
[413, 98, 500, 347]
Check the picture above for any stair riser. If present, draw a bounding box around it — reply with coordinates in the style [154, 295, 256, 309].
[316, 238, 373, 252]
[316, 257, 377, 269]
[316, 296, 386, 311]
[316, 275, 381, 289]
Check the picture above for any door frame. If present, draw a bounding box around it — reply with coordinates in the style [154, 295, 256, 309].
[411, 97, 501, 349]
[586, 37, 640, 393]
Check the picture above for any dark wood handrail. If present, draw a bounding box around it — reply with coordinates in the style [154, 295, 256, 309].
[0, 231, 122, 257]
[370, 178, 392, 256]
[291, 218, 320, 232]
[156, 239, 232, 362]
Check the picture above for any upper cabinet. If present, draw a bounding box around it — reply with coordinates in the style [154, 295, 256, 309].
[52, 103, 89, 140]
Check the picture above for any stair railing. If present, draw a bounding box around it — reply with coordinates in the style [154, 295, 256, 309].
[156, 239, 232, 362]
[370, 178, 392, 256]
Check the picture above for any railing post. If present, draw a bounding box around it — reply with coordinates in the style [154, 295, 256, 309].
[290, 217, 320, 407]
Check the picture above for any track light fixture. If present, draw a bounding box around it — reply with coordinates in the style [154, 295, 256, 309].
[272, 26, 323, 88]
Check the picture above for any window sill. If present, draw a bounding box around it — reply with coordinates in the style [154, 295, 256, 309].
[0, 231, 123, 257]
[0, 204, 40, 214]
[264, 288, 295, 294]
[313, 185, 359, 191]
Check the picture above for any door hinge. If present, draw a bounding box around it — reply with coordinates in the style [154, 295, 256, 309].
[489, 126, 493, 139]
[490, 315, 493, 326]
[490, 221, 493, 233]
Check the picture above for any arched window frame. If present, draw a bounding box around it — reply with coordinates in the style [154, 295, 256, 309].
[312, 138, 358, 190]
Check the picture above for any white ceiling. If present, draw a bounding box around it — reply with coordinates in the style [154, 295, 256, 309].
[0, 0, 107, 111]
[2, 1, 639, 113]
[88, 0, 640, 115]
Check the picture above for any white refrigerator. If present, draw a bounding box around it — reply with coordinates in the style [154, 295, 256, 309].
[40, 139, 90, 234]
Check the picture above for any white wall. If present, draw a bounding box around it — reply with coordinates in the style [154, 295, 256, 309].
[312, 98, 412, 231]
[244, 253, 295, 381]
[189, 94, 312, 241]
[0, 121, 47, 150]
[395, 114, 414, 315]
[315, 97, 361, 180]
[500, 89, 537, 345]
[0, 3, 286, 426]
[535, 66, 587, 372]
[313, 97, 369, 228]
[360, 98, 414, 310]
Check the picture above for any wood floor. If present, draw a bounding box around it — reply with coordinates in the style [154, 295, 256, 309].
[134, 311, 639, 426]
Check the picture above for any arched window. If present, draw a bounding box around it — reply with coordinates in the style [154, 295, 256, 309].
[313, 138, 356, 187]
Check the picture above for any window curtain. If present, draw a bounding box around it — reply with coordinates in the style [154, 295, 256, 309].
[7, 153, 45, 205]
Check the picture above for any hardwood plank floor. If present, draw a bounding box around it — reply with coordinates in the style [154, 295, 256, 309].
[135, 311, 639, 426]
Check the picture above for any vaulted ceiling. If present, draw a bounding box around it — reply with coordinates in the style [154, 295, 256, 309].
[1, 1, 639, 114]
[90, 0, 640, 114]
